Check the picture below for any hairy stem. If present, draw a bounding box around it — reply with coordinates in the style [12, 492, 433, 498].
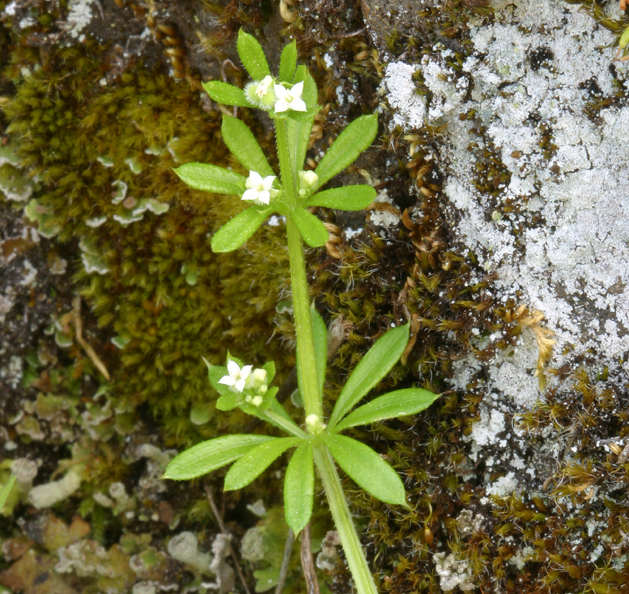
[286, 217, 323, 421]
[313, 444, 378, 594]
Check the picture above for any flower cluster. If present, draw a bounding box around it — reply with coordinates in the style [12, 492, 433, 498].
[245, 76, 307, 115]
[218, 359, 268, 407]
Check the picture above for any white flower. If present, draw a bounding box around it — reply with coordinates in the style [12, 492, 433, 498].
[218, 360, 253, 393]
[242, 171, 276, 205]
[274, 82, 307, 114]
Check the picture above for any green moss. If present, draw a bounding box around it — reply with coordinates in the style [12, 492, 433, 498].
[3, 41, 292, 443]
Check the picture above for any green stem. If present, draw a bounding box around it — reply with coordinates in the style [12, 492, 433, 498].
[313, 444, 378, 594]
[276, 116, 322, 423]
[286, 217, 323, 421]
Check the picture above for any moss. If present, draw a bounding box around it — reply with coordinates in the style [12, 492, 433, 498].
[3, 40, 292, 443]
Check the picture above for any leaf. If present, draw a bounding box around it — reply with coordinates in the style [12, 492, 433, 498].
[0, 473, 17, 514]
[328, 324, 409, 429]
[163, 435, 275, 480]
[174, 163, 246, 195]
[620, 26, 629, 49]
[333, 388, 440, 432]
[279, 40, 297, 82]
[224, 437, 302, 491]
[322, 434, 406, 506]
[284, 441, 314, 533]
[202, 358, 230, 396]
[314, 114, 378, 189]
[202, 81, 250, 107]
[286, 116, 315, 173]
[304, 185, 376, 211]
[312, 308, 327, 392]
[221, 116, 275, 178]
[297, 306, 328, 399]
[291, 207, 329, 248]
[211, 207, 270, 253]
[237, 29, 270, 81]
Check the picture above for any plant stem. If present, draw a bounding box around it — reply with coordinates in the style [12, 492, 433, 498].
[313, 444, 378, 594]
[286, 217, 323, 421]
[276, 116, 323, 422]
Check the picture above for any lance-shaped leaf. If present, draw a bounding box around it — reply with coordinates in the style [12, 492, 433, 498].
[297, 306, 327, 398]
[163, 434, 274, 480]
[284, 441, 314, 534]
[211, 207, 270, 253]
[291, 207, 329, 248]
[328, 324, 409, 429]
[222, 116, 275, 178]
[224, 437, 302, 491]
[333, 388, 440, 432]
[202, 81, 250, 107]
[175, 163, 246, 195]
[237, 29, 270, 81]
[0, 473, 17, 514]
[279, 40, 297, 82]
[322, 434, 406, 506]
[314, 114, 378, 190]
[286, 116, 315, 173]
[304, 185, 376, 211]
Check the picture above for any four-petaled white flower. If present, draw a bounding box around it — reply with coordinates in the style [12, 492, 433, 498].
[218, 360, 253, 393]
[242, 171, 276, 205]
[274, 82, 307, 114]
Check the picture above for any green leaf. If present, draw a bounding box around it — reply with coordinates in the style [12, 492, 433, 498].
[328, 324, 409, 429]
[279, 40, 297, 82]
[322, 434, 406, 506]
[304, 185, 376, 211]
[163, 435, 275, 480]
[286, 116, 315, 173]
[291, 207, 329, 248]
[224, 437, 302, 491]
[174, 163, 246, 195]
[314, 114, 378, 189]
[333, 388, 440, 432]
[0, 473, 17, 514]
[297, 306, 327, 400]
[284, 441, 314, 533]
[620, 25, 629, 49]
[202, 358, 230, 395]
[221, 116, 275, 178]
[202, 81, 251, 107]
[237, 29, 271, 80]
[211, 207, 270, 253]
[312, 308, 327, 392]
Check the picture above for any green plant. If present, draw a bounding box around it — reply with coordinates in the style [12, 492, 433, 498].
[163, 30, 440, 594]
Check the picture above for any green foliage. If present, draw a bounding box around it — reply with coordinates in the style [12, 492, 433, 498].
[321, 434, 407, 506]
[224, 437, 301, 491]
[313, 114, 378, 190]
[328, 323, 410, 429]
[284, 441, 314, 533]
[304, 185, 376, 210]
[163, 434, 275, 480]
[173, 163, 246, 194]
[0, 473, 17, 515]
[333, 388, 441, 432]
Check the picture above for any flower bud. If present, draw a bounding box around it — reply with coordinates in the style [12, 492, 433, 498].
[251, 395, 263, 407]
[306, 414, 326, 435]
